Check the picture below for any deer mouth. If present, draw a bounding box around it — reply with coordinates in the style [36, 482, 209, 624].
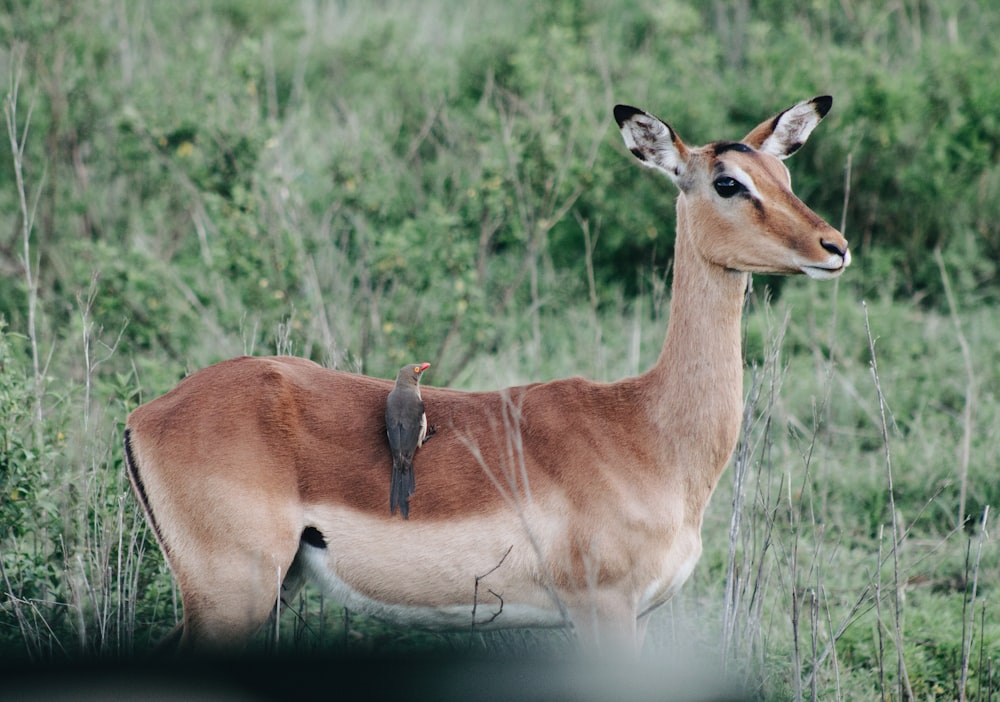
[801, 249, 851, 279]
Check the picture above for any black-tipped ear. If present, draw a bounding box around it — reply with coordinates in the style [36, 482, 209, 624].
[613, 104, 644, 128]
[812, 95, 833, 118]
[615, 103, 689, 182]
[744, 95, 833, 159]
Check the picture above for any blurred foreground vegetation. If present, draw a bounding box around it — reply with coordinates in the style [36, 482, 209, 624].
[1, 1, 998, 699]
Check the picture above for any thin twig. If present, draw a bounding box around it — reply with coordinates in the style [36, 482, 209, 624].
[578, 215, 604, 378]
[456, 392, 571, 629]
[864, 302, 913, 701]
[471, 544, 513, 633]
[800, 586, 871, 693]
[959, 507, 989, 701]
[825, 152, 852, 367]
[0, 545, 38, 659]
[933, 247, 976, 529]
[875, 528, 886, 699]
[4, 45, 44, 443]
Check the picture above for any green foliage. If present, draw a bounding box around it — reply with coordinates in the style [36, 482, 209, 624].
[0, 324, 60, 564]
[5, 0, 998, 374]
[0, 1, 998, 698]
[0, 326, 67, 656]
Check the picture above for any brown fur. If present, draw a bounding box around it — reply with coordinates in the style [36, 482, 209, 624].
[124, 97, 849, 654]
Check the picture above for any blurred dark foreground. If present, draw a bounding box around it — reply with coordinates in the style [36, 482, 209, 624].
[2, 650, 751, 702]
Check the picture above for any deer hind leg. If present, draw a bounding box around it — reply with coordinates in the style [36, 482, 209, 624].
[173, 554, 294, 652]
[163, 508, 303, 653]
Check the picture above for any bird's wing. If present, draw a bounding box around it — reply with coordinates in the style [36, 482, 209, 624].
[385, 393, 425, 460]
[385, 418, 406, 455]
[388, 420, 422, 461]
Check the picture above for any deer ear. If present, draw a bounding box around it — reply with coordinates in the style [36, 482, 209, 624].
[614, 104, 689, 184]
[743, 95, 832, 160]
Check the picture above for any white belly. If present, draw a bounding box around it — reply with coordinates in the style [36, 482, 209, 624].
[295, 506, 703, 632]
[297, 543, 564, 630]
[296, 506, 568, 631]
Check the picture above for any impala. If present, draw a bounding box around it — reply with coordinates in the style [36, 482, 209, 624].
[124, 96, 849, 654]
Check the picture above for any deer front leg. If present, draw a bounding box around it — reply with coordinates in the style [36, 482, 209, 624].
[566, 592, 641, 657]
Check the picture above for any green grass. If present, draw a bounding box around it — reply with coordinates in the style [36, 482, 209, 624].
[2, 1, 999, 699]
[2, 269, 998, 699]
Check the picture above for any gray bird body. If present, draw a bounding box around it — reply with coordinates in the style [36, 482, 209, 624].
[384, 362, 430, 518]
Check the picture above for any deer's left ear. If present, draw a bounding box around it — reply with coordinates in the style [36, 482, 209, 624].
[743, 95, 832, 160]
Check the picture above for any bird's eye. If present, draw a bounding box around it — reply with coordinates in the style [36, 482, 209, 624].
[714, 176, 745, 198]
[413, 366, 420, 372]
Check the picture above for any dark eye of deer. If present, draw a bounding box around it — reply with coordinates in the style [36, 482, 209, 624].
[714, 176, 744, 198]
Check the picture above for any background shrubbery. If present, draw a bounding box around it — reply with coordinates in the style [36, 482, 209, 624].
[3, 0, 999, 380]
[1, 0, 998, 699]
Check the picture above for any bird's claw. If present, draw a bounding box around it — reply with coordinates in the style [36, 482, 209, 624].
[422, 425, 437, 444]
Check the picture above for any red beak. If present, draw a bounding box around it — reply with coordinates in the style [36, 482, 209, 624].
[417, 362, 431, 372]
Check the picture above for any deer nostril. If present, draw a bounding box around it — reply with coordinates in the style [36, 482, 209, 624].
[820, 239, 846, 257]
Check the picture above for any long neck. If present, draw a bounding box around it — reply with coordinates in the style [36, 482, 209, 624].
[642, 196, 748, 504]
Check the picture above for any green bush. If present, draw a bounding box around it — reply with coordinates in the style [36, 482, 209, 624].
[1, 2, 998, 697]
[6, 0, 999, 372]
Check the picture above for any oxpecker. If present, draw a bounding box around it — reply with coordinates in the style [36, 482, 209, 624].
[385, 362, 431, 519]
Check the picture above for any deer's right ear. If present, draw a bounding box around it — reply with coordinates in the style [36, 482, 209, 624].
[614, 105, 689, 184]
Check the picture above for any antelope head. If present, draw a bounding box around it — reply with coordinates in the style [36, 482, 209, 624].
[614, 96, 850, 280]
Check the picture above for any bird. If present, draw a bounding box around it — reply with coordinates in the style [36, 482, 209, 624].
[384, 362, 431, 519]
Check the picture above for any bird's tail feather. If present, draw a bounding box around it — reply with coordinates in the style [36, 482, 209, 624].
[390, 460, 412, 519]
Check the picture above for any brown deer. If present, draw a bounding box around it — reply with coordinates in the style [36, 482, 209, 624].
[124, 96, 849, 654]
